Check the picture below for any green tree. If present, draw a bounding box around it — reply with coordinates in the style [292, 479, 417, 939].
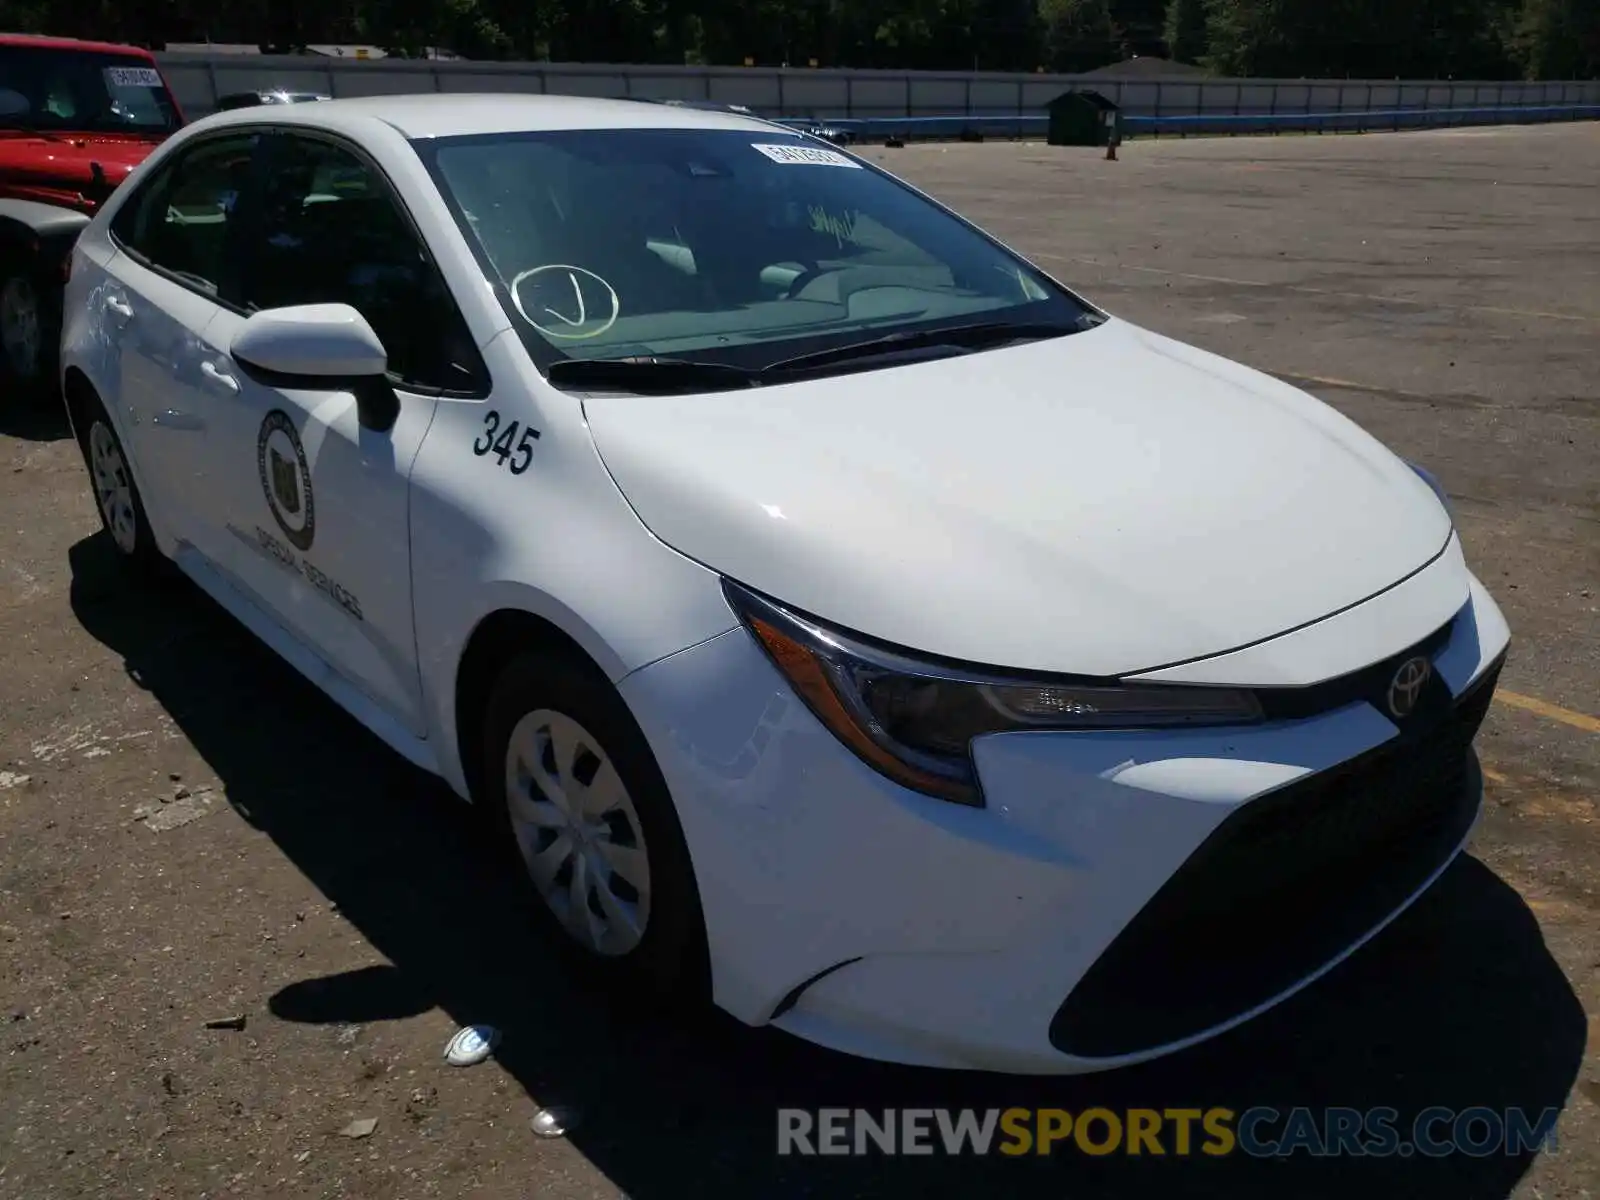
[1114, 0, 1167, 56]
[1200, 0, 1526, 78]
[1510, 0, 1600, 78]
[1038, 0, 1118, 70]
[1164, 0, 1208, 63]
[7, 0, 1598, 77]
[364, 0, 512, 57]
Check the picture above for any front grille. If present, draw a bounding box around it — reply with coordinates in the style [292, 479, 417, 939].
[1251, 614, 1456, 721]
[1049, 654, 1503, 1060]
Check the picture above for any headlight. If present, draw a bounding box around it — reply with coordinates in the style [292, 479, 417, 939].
[1407, 461, 1455, 525]
[722, 580, 1264, 806]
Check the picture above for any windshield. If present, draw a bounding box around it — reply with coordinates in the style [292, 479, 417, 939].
[415, 127, 1096, 372]
[0, 47, 181, 135]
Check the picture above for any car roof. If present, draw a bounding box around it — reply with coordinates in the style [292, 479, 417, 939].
[0, 32, 160, 59]
[654, 99, 755, 113]
[190, 92, 788, 141]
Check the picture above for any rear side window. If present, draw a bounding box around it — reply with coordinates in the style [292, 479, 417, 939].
[238, 133, 487, 395]
[110, 133, 260, 299]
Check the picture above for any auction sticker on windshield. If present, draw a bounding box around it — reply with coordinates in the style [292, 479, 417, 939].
[104, 67, 164, 89]
[751, 143, 862, 168]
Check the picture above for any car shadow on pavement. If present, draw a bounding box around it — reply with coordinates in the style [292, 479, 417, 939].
[68, 532, 1588, 1200]
[0, 382, 72, 442]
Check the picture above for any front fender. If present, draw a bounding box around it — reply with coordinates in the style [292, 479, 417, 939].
[407, 364, 740, 799]
[419, 574, 735, 803]
[0, 199, 91, 284]
[0, 197, 93, 240]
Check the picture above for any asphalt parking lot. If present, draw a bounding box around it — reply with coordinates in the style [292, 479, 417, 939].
[2, 123, 1597, 1199]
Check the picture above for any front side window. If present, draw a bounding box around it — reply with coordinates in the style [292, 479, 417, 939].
[416, 128, 1096, 373]
[239, 134, 486, 394]
[110, 133, 259, 298]
[0, 47, 181, 134]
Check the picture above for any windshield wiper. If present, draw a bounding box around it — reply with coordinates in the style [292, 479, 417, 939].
[760, 319, 1088, 376]
[546, 355, 756, 395]
[545, 318, 1089, 395]
[167, 270, 218, 295]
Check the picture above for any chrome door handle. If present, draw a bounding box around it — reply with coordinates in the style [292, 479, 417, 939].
[200, 360, 239, 393]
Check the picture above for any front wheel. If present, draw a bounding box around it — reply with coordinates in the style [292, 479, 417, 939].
[482, 650, 708, 1004]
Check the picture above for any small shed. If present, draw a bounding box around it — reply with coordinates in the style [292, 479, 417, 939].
[1047, 89, 1120, 147]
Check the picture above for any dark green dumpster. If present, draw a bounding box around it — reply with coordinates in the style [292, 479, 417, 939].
[1047, 89, 1120, 147]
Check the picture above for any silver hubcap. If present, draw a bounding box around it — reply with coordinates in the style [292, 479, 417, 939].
[89, 421, 138, 555]
[505, 709, 650, 956]
[1, 275, 41, 379]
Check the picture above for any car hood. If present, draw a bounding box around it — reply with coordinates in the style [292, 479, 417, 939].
[0, 133, 158, 185]
[582, 317, 1454, 676]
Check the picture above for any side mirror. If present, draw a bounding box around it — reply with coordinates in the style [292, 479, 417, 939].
[230, 304, 399, 432]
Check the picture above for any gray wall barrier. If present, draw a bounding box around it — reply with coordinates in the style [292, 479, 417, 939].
[156, 53, 1600, 132]
[766, 103, 1600, 140]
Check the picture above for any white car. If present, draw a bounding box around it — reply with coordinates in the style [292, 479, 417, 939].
[60, 94, 1510, 1075]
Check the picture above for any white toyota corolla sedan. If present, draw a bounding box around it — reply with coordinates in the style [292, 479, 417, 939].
[60, 94, 1510, 1074]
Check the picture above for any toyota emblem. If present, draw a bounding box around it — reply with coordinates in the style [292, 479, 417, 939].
[1386, 656, 1432, 719]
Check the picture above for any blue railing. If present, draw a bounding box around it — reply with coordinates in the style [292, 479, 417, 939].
[1127, 102, 1600, 135]
[771, 103, 1600, 142]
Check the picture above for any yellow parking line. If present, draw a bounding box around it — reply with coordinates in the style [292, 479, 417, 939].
[1494, 690, 1600, 735]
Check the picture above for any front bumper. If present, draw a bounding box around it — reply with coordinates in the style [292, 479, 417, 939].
[618, 574, 1510, 1074]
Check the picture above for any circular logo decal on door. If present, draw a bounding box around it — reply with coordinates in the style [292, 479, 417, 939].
[257, 409, 315, 551]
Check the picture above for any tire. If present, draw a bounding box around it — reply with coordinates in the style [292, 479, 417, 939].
[77, 392, 164, 573]
[0, 261, 53, 402]
[482, 649, 709, 1005]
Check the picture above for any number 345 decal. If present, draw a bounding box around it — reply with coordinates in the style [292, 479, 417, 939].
[472, 410, 540, 475]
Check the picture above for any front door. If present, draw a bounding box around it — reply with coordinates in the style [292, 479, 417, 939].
[201, 129, 490, 739]
[212, 358, 435, 737]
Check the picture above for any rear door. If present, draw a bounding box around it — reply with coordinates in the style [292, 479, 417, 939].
[102, 130, 263, 558]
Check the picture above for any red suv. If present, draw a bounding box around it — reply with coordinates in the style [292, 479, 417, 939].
[0, 34, 185, 397]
